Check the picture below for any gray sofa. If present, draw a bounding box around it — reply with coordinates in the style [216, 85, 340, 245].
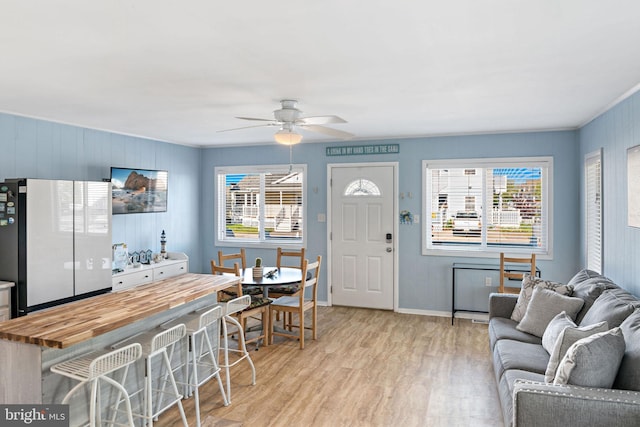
[489, 269, 640, 427]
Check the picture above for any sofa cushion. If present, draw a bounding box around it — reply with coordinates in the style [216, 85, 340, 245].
[542, 312, 609, 383]
[516, 287, 584, 338]
[493, 339, 550, 382]
[579, 289, 637, 328]
[498, 369, 545, 427]
[567, 269, 616, 288]
[614, 308, 640, 391]
[554, 327, 625, 388]
[510, 274, 573, 322]
[489, 317, 542, 350]
[572, 281, 607, 324]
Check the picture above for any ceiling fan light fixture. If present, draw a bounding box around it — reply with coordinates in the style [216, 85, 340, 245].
[274, 129, 303, 145]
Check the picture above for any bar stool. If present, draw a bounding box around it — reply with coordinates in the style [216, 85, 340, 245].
[219, 295, 257, 403]
[162, 305, 229, 427]
[50, 343, 142, 427]
[111, 324, 189, 427]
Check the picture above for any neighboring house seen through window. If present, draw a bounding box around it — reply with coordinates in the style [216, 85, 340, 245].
[216, 165, 306, 247]
[422, 157, 553, 256]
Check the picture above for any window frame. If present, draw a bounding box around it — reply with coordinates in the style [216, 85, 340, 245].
[215, 164, 307, 249]
[585, 149, 603, 274]
[422, 156, 553, 258]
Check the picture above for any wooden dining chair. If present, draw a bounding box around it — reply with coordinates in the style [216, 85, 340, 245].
[218, 248, 247, 270]
[268, 247, 306, 298]
[217, 249, 261, 297]
[270, 256, 321, 349]
[499, 253, 536, 294]
[211, 260, 271, 347]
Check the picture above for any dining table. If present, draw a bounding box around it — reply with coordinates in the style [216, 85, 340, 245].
[240, 267, 302, 298]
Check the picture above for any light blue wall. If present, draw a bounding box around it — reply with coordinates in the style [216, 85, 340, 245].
[201, 130, 581, 312]
[0, 113, 203, 267]
[0, 110, 588, 312]
[579, 90, 640, 296]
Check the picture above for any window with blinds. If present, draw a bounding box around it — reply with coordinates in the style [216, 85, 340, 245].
[423, 157, 552, 255]
[585, 150, 602, 273]
[215, 165, 305, 246]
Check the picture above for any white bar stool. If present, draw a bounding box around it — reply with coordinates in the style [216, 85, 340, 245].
[220, 295, 257, 403]
[111, 324, 189, 427]
[50, 343, 142, 427]
[162, 305, 229, 427]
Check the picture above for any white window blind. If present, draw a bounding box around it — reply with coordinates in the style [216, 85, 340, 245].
[423, 157, 552, 255]
[216, 165, 305, 246]
[585, 150, 602, 273]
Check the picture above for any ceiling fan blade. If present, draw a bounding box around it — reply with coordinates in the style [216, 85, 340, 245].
[235, 116, 276, 122]
[301, 124, 354, 139]
[297, 115, 347, 125]
[217, 123, 276, 133]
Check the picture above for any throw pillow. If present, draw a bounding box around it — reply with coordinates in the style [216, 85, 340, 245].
[541, 311, 575, 353]
[567, 269, 604, 287]
[510, 274, 573, 322]
[613, 308, 640, 391]
[579, 289, 637, 328]
[516, 287, 584, 338]
[542, 313, 609, 383]
[553, 327, 626, 388]
[571, 282, 606, 324]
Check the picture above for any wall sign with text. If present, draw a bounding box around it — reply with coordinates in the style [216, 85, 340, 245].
[326, 144, 399, 156]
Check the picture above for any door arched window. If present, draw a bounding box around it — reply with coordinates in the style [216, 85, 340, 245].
[343, 179, 381, 196]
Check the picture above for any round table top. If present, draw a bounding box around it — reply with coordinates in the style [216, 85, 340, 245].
[240, 267, 302, 286]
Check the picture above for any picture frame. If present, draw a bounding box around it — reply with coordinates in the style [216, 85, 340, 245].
[111, 167, 168, 214]
[628, 145, 640, 228]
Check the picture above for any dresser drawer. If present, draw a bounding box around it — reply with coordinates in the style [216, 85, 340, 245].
[112, 269, 153, 291]
[153, 261, 188, 281]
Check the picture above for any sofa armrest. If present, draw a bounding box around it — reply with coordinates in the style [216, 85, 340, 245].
[489, 293, 519, 319]
[513, 380, 640, 427]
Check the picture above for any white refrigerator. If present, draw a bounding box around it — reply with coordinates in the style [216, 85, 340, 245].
[0, 179, 112, 317]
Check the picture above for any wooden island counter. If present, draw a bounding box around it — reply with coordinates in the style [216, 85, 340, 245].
[0, 273, 240, 404]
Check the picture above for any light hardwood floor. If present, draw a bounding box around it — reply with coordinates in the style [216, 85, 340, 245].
[154, 306, 503, 427]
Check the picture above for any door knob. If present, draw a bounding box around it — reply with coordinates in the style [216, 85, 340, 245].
[386, 247, 393, 253]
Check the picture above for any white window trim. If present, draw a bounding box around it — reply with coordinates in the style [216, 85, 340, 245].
[585, 149, 603, 274]
[421, 156, 554, 259]
[214, 164, 307, 249]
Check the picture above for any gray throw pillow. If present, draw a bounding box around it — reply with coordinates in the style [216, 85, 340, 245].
[554, 327, 626, 388]
[516, 287, 584, 338]
[541, 311, 575, 353]
[571, 282, 606, 324]
[567, 269, 604, 287]
[542, 312, 608, 383]
[579, 289, 637, 328]
[510, 274, 573, 322]
[613, 309, 640, 391]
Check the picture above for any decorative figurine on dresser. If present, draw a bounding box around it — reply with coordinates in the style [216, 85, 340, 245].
[160, 229, 167, 259]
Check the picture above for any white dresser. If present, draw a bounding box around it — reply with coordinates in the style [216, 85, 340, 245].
[0, 281, 14, 321]
[111, 252, 189, 291]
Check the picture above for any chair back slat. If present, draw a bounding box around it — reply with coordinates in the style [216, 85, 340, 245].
[218, 249, 247, 270]
[277, 247, 305, 269]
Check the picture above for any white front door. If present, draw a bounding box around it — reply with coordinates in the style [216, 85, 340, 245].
[329, 164, 396, 310]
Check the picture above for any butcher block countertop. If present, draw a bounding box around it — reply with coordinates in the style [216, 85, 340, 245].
[0, 273, 240, 349]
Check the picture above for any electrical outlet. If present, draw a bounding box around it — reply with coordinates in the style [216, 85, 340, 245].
[485, 277, 492, 287]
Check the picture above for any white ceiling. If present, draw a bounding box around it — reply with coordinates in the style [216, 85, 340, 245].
[1, 1, 640, 147]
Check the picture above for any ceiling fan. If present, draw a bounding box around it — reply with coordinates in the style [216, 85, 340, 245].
[219, 99, 354, 145]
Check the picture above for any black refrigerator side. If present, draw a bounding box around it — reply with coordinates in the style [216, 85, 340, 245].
[0, 179, 27, 318]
